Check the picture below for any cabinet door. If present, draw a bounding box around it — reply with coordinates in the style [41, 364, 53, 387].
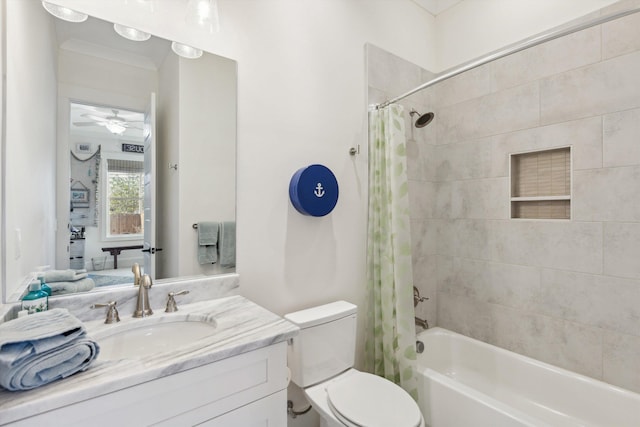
[8, 343, 288, 427]
[198, 390, 286, 427]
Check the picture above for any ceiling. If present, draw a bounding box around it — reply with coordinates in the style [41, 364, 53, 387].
[412, 0, 463, 15]
[54, 15, 171, 70]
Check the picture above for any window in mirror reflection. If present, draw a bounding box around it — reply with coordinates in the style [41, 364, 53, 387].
[106, 159, 144, 237]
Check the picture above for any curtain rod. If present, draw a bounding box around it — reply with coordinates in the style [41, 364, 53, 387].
[375, 6, 640, 110]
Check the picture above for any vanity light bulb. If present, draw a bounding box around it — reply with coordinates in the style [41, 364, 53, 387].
[185, 0, 220, 33]
[113, 23, 151, 42]
[171, 42, 203, 59]
[41, 1, 88, 23]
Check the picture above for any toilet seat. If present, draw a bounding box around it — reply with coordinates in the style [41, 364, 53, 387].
[326, 371, 422, 427]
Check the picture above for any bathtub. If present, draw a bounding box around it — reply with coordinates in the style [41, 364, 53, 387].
[416, 327, 640, 427]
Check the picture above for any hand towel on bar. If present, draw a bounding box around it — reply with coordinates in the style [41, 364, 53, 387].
[218, 221, 236, 268]
[49, 277, 96, 296]
[42, 269, 89, 283]
[197, 222, 219, 264]
[0, 309, 100, 391]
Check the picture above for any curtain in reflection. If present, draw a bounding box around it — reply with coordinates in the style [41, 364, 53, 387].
[365, 104, 418, 400]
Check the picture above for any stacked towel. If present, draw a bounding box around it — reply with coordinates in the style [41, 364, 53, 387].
[40, 269, 95, 296]
[197, 222, 219, 264]
[0, 309, 100, 391]
[218, 221, 236, 268]
[42, 269, 88, 283]
[49, 277, 96, 296]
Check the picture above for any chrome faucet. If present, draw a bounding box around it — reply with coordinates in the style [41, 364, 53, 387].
[132, 263, 141, 287]
[133, 274, 153, 318]
[413, 286, 429, 330]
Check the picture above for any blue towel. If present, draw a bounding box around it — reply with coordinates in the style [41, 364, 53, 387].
[197, 222, 219, 264]
[0, 309, 99, 391]
[218, 221, 236, 268]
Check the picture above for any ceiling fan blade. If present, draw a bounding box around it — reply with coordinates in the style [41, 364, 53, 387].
[81, 113, 109, 122]
[73, 121, 103, 127]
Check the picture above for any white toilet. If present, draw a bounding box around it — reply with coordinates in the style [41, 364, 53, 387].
[285, 301, 424, 427]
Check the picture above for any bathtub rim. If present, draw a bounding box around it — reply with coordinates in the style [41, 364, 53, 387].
[416, 327, 640, 402]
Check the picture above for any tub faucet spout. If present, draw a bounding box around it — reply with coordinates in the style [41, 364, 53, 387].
[415, 316, 429, 330]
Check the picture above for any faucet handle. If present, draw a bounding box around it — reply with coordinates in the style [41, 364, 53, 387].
[413, 286, 429, 307]
[165, 290, 189, 313]
[91, 301, 120, 324]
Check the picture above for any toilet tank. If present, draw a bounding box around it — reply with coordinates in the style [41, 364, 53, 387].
[284, 301, 357, 388]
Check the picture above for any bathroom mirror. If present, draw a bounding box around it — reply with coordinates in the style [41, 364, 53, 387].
[2, 1, 237, 303]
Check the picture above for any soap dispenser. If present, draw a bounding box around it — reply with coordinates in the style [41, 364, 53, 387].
[39, 276, 52, 297]
[21, 281, 48, 314]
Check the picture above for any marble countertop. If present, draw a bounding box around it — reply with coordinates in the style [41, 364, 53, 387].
[0, 295, 299, 425]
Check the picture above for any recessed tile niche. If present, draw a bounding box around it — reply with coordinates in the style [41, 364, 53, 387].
[510, 147, 571, 219]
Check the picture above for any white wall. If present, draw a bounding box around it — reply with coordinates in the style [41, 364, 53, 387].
[177, 53, 236, 277]
[435, 0, 621, 71]
[155, 52, 236, 279]
[156, 53, 180, 279]
[4, 0, 57, 297]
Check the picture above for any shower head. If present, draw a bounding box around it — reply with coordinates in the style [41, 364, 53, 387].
[409, 109, 435, 128]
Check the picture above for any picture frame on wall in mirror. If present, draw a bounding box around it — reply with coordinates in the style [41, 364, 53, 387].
[71, 189, 89, 206]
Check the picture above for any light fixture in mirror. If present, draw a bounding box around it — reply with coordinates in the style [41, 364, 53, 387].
[3, 1, 237, 303]
[171, 41, 203, 59]
[185, 0, 220, 33]
[41, 1, 87, 22]
[113, 23, 151, 42]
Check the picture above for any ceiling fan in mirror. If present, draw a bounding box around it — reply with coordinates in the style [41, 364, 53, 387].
[73, 109, 144, 136]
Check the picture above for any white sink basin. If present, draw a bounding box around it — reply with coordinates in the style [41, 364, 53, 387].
[94, 316, 217, 360]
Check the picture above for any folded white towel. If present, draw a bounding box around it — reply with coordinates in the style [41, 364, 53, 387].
[42, 269, 88, 283]
[49, 277, 96, 295]
[0, 309, 100, 391]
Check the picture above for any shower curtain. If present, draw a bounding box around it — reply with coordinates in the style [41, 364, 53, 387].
[365, 104, 418, 400]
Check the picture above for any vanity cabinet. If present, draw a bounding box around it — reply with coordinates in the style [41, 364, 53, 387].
[7, 342, 288, 426]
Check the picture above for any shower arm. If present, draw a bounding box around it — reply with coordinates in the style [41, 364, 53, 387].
[375, 6, 640, 110]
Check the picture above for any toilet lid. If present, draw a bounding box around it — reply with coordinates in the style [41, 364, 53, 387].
[326, 372, 422, 427]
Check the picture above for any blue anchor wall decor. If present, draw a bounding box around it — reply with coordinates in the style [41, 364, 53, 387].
[289, 164, 339, 217]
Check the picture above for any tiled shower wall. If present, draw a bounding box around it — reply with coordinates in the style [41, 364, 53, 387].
[368, 0, 640, 393]
[434, 5, 640, 393]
